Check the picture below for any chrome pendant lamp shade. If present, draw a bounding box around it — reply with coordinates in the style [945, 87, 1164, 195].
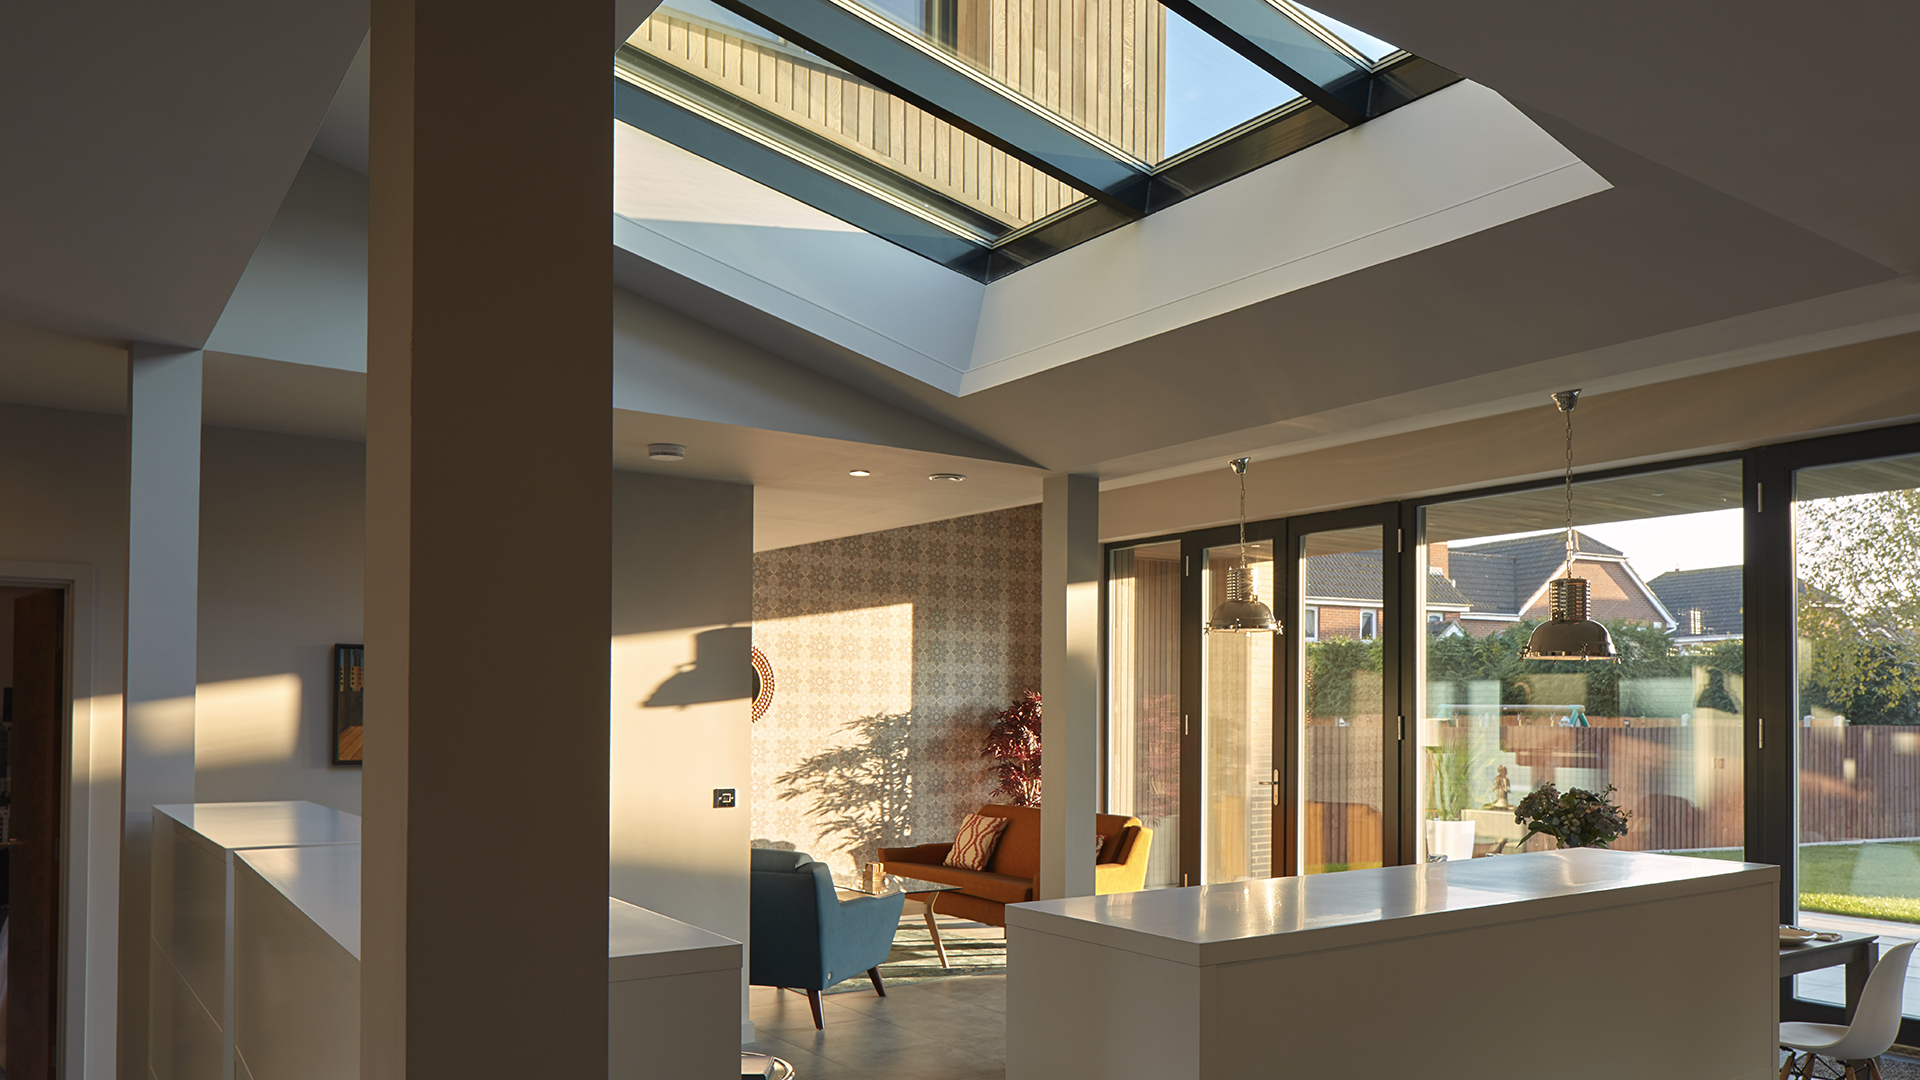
[1520, 390, 1619, 662]
[1205, 458, 1280, 635]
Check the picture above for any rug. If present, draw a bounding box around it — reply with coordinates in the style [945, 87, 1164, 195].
[823, 917, 1006, 994]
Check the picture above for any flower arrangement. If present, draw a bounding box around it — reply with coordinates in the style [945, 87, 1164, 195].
[982, 691, 1042, 807]
[1513, 783, 1630, 849]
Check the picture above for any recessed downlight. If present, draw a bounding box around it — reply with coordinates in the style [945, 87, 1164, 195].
[928, 473, 967, 482]
[848, 469, 872, 477]
[648, 443, 686, 461]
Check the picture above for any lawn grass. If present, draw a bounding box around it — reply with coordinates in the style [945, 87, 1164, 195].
[1671, 842, 1920, 925]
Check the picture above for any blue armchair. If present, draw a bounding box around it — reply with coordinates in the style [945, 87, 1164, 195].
[749, 849, 905, 1028]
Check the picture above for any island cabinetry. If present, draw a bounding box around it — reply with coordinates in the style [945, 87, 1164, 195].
[1006, 849, 1779, 1080]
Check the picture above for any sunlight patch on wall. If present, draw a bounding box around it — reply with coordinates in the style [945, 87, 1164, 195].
[195, 674, 302, 769]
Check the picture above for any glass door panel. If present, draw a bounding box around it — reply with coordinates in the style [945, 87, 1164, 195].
[1417, 462, 1744, 863]
[1108, 541, 1183, 888]
[1792, 452, 1920, 1015]
[1299, 526, 1386, 873]
[1201, 541, 1275, 884]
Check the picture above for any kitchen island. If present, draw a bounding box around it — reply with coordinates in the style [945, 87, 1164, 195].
[1006, 849, 1778, 1080]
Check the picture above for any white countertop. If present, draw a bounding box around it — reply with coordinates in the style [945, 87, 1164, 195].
[1007, 848, 1779, 967]
[239, 844, 364, 959]
[231, 843, 739, 980]
[155, 801, 362, 851]
[607, 898, 741, 983]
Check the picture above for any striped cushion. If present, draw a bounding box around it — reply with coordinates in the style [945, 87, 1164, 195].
[944, 812, 1011, 871]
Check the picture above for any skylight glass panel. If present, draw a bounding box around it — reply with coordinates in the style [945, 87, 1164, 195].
[1291, 3, 1400, 64]
[621, 0, 1094, 232]
[832, 0, 1300, 165]
[1162, 9, 1302, 158]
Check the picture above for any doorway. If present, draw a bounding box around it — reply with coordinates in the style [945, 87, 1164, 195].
[2, 585, 67, 1080]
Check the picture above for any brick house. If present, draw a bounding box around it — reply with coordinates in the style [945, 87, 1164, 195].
[1647, 565, 1743, 644]
[1303, 549, 1472, 641]
[1435, 531, 1675, 638]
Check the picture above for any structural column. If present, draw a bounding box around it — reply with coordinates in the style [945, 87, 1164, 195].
[1040, 473, 1100, 900]
[120, 344, 203, 1077]
[363, 1, 611, 1078]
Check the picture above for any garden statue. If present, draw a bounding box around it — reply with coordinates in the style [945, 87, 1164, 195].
[1483, 765, 1513, 810]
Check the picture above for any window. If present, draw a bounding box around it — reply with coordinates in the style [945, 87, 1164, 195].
[613, 0, 1456, 278]
[1303, 606, 1318, 641]
[1108, 541, 1182, 887]
[1359, 610, 1377, 639]
[1416, 460, 1744, 864]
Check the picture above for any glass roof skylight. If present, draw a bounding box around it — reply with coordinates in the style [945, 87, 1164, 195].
[621, 0, 1094, 236]
[830, 0, 1301, 164]
[612, 0, 1457, 279]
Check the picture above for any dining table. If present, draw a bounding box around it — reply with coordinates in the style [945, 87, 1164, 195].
[1780, 930, 1880, 1023]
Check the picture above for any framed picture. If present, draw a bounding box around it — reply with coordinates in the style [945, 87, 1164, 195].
[332, 643, 364, 765]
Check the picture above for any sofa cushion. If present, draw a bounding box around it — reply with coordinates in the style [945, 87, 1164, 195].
[945, 812, 1010, 870]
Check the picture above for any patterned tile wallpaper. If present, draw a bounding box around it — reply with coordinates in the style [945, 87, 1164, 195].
[751, 504, 1042, 881]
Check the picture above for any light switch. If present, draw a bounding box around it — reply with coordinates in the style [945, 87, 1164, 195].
[713, 789, 737, 809]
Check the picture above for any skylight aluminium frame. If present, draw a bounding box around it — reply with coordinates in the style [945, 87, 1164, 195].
[613, 0, 1460, 281]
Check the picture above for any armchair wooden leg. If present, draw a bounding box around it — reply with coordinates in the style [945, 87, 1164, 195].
[924, 909, 950, 969]
[867, 967, 887, 997]
[806, 989, 824, 1030]
[1779, 1052, 1797, 1080]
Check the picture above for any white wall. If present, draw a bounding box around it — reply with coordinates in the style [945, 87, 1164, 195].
[0, 402, 126, 1080]
[608, 471, 755, 1040]
[196, 425, 365, 812]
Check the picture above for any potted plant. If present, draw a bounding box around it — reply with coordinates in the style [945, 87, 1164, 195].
[1513, 783, 1630, 849]
[982, 691, 1042, 806]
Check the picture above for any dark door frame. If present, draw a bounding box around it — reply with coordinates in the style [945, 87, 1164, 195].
[1283, 503, 1402, 875]
[1103, 419, 1920, 1041]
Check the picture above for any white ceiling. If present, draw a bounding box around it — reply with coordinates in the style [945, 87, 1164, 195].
[3, 0, 1917, 552]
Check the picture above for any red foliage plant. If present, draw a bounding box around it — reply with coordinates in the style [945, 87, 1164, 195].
[982, 691, 1042, 807]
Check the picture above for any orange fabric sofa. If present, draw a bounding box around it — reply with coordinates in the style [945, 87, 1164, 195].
[877, 804, 1152, 927]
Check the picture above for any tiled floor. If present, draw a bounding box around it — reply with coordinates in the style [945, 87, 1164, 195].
[744, 973, 1007, 1079]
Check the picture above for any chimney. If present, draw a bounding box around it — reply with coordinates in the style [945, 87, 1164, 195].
[1429, 541, 1450, 579]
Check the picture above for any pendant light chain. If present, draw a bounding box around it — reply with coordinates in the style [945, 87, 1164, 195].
[1239, 466, 1250, 573]
[1563, 401, 1575, 580]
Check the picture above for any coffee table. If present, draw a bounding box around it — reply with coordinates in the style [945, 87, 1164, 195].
[850, 867, 964, 968]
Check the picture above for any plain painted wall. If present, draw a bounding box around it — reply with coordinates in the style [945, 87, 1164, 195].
[196, 425, 365, 812]
[608, 471, 755, 1038]
[0, 401, 128, 1080]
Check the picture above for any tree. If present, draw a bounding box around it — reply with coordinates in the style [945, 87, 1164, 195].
[1797, 489, 1920, 724]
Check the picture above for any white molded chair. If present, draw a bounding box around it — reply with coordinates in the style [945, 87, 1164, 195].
[1780, 938, 1917, 1080]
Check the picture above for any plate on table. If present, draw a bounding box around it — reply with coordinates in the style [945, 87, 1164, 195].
[1780, 926, 1840, 944]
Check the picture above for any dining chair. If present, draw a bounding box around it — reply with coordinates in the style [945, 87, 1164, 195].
[1779, 939, 1917, 1080]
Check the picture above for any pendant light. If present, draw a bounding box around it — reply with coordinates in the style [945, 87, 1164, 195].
[1520, 390, 1619, 662]
[1205, 458, 1280, 635]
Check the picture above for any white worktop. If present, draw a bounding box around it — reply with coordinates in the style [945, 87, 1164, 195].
[238, 844, 364, 959]
[607, 898, 741, 982]
[154, 800, 362, 851]
[231, 844, 739, 980]
[1007, 848, 1778, 967]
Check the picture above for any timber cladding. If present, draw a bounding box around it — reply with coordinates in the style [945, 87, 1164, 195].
[629, 0, 1166, 226]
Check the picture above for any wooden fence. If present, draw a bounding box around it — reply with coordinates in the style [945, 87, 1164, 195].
[1422, 720, 1920, 851]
